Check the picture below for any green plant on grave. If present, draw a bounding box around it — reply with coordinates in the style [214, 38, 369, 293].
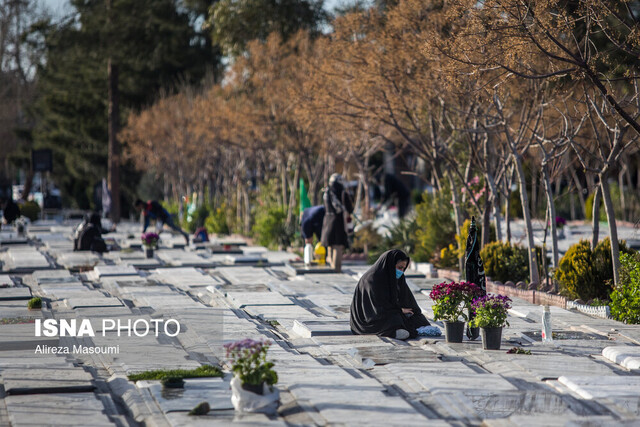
[469, 294, 512, 328]
[555, 238, 633, 301]
[27, 297, 42, 309]
[506, 347, 531, 355]
[224, 339, 278, 387]
[127, 365, 222, 381]
[188, 402, 210, 416]
[610, 252, 640, 324]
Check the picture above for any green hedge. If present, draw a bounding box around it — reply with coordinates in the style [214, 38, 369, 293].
[610, 253, 640, 324]
[555, 238, 633, 301]
[480, 241, 529, 283]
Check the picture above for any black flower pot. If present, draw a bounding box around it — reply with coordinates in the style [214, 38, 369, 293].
[480, 327, 503, 350]
[241, 382, 264, 395]
[443, 321, 465, 343]
[144, 247, 154, 259]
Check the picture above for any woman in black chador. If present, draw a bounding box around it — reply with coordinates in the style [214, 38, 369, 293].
[350, 249, 430, 340]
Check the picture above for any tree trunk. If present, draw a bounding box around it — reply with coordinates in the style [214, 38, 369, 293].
[570, 167, 587, 219]
[107, 58, 120, 222]
[481, 182, 491, 247]
[542, 164, 559, 268]
[447, 172, 464, 274]
[592, 186, 601, 250]
[514, 156, 541, 284]
[600, 176, 621, 287]
[618, 166, 626, 221]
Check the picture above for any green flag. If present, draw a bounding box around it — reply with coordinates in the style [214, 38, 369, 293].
[300, 178, 311, 214]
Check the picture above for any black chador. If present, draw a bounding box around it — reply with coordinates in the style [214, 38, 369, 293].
[465, 217, 486, 339]
[350, 250, 430, 339]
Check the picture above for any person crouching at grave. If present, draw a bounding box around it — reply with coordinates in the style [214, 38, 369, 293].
[301, 205, 325, 245]
[74, 212, 113, 253]
[321, 174, 353, 273]
[350, 249, 430, 340]
[1, 197, 20, 227]
[135, 199, 189, 245]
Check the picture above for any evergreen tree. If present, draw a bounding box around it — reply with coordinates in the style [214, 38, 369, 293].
[29, 0, 219, 212]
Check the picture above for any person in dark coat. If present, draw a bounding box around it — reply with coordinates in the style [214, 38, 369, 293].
[301, 205, 325, 244]
[135, 199, 189, 245]
[1, 198, 20, 226]
[321, 174, 353, 272]
[74, 212, 111, 253]
[350, 249, 430, 340]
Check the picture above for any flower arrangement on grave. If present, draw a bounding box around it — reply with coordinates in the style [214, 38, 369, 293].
[555, 216, 567, 229]
[141, 232, 159, 249]
[429, 281, 484, 322]
[224, 338, 278, 394]
[469, 294, 512, 328]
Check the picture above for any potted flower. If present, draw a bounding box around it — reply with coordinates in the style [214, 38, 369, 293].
[429, 281, 483, 343]
[141, 232, 159, 258]
[555, 216, 567, 239]
[469, 294, 512, 350]
[224, 338, 279, 414]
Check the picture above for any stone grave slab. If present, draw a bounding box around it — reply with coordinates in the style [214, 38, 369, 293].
[0, 324, 59, 351]
[5, 393, 114, 426]
[292, 319, 352, 338]
[603, 346, 640, 370]
[0, 274, 14, 287]
[225, 291, 293, 307]
[352, 345, 440, 365]
[93, 265, 138, 277]
[422, 390, 585, 422]
[0, 231, 28, 245]
[287, 262, 337, 275]
[31, 269, 73, 284]
[65, 297, 123, 309]
[138, 378, 234, 412]
[216, 267, 275, 285]
[3, 367, 95, 395]
[262, 251, 299, 264]
[243, 305, 315, 321]
[558, 376, 640, 400]
[223, 254, 267, 265]
[0, 287, 32, 300]
[380, 362, 518, 394]
[0, 300, 43, 319]
[510, 354, 616, 380]
[55, 252, 100, 270]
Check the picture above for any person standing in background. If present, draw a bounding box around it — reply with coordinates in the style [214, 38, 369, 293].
[321, 174, 353, 273]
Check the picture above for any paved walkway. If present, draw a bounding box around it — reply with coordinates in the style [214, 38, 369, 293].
[0, 221, 639, 426]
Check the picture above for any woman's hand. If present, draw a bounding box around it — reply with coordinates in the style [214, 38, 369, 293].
[402, 308, 413, 315]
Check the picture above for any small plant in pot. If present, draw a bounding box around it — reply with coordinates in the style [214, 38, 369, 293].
[27, 297, 42, 310]
[141, 232, 159, 258]
[429, 281, 483, 343]
[470, 294, 512, 350]
[224, 338, 280, 414]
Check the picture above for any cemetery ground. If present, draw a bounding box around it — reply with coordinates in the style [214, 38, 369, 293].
[1, 220, 640, 426]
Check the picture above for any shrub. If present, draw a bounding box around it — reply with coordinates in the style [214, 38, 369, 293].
[371, 217, 419, 263]
[352, 223, 382, 255]
[414, 191, 456, 262]
[481, 242, 529, 283]
[610, 252, 640, 324]
[555, 238, 633, 301]
[186, 204, 210, 233]
[439, 244, 459, 269]
[205, 204, 230, 235]
[19, 201, 40, 221]
[253, 206, 293, 249]
[27, 297, 42, 309]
